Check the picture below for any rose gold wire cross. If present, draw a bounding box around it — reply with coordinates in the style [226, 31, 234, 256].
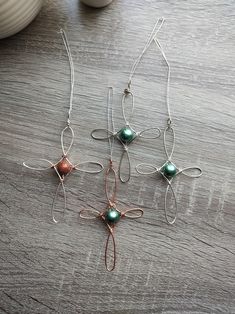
[80, 159, 143, 271]
[23, 125, 103, 223]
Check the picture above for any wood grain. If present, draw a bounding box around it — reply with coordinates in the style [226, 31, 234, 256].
[0, 0, 234, 313]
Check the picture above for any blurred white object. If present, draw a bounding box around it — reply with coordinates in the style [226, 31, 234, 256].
[80, 0, 113, 8]
[0, 0, 43, 39]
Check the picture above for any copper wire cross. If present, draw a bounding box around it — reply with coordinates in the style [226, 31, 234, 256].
[80, 159, 143, 271]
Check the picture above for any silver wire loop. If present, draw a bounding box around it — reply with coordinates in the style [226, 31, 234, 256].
[61, 125, 75, 156]
[163, 126, 175, 161]
[124, 208, 144, 219]
[164, 179, 178, 225]
[119, 149, 131, 183]
[136, 163, 158, 175]
[179, 166, 202, 178]
[139, 127, 161, 139]
[127, 17, 165, 89]
[91, 128, 113, 140]
[51, 181, 67, 224]
[23, 158, 53, 170]
[59, 29, 74, 124]
[74, 161, 104, 174]
[153, 27, 172, 123]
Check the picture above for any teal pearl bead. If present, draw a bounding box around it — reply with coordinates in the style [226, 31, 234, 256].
[105, 208, 121, 224]
[119, 127, 135, 143]
[163, 162, 177, 177]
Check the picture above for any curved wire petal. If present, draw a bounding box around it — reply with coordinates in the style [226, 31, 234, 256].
[23, 158, 53, 171]
[91, 128, 113, 140]
[74, 161, 103, 174]
[79, 208, 100, 219]
[136, 163, 158, 175]
[139, 127, 161, 139]
[51, 181, 66, 224]
[61, 125, 74, 156]
[123, 208, 144, 219]
[119, 148, 131, 183]
[163, 178, 178, 225]
[163, 126, 175, 160]
[104, 230, 116, 272]
[121, 90, 134, 125]
[105, 165, 118, 205]
[178, 166, 202, 178]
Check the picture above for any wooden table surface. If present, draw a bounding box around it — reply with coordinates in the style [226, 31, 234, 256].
[0, 0, 234, 313]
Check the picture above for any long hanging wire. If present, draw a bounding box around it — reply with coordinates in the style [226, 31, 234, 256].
[136, 19, 202, 224]
[60, 29, 74, 126]
[91, 19, 168, 183]
[23, 29, 103, 223]
[80, 87, 143, 271]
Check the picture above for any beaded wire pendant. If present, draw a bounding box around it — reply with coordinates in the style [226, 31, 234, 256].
[136, 18, 202, 224]
[80, 88, 143, 271]
[23, 29, 103, 223]
[90, 21, 168, 183]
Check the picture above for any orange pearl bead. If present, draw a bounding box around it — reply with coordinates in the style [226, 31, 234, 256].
[56, 158, 73, 176]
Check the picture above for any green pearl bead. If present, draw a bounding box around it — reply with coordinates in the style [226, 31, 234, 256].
[105, 208, 121, 224]
[163, 162, 177, 177]
[118, 127, 135, 143]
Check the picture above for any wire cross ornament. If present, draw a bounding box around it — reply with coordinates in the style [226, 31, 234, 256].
[80, 88, 143, 271]
[91, 19, 169, 183]
[136, 18, 202, 224]
[23, 29, 103, 223]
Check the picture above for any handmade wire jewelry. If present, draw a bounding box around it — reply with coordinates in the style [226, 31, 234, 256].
[80, 87, 143, 271]
[136, 18, 202, 224]
[90, 20, 167, 183]
[23, 29, 103, 223]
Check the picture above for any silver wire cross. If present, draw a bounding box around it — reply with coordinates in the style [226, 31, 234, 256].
[91, 89, 161, 183]
[23, 29, 103, 223]
[136, 120, 202, 225]
[136, 18, 202, 224]
[91, 19, 168, 183]
[23, 124, 103, 223]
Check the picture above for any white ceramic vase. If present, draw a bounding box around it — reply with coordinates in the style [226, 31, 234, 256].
[0, 0, 43, 39]
[80, 0, 113, 8]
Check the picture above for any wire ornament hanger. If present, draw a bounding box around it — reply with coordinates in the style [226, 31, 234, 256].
[23, 29, 103, 223]
[80, 87, 143, 271]
[90, 19, 169, 183]
[136, 18, 202, 224]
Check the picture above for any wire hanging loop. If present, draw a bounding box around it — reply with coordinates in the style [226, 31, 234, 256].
[153, 27, 172, 124]
[127, 17, 165, 90]
[59, 28, 75, 125]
